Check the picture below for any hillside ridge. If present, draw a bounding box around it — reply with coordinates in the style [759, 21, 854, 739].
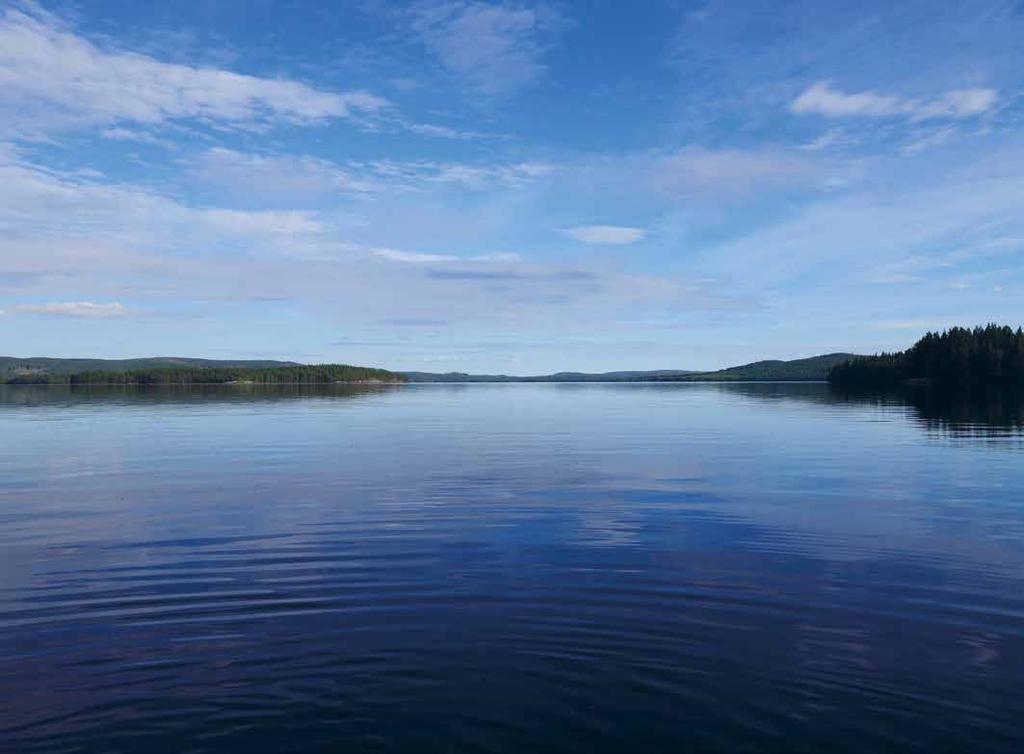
[2, 353, 860, 384]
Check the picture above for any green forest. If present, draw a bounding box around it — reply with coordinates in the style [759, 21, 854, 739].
[6, 364, 404, 385]
[829, 325, 1024, 389]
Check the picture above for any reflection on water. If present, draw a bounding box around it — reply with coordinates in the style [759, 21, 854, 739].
[706, 382, 1024, 440]
[1, 383, 1022, 753]
[869, 385, 1024, 438]
[0, 382, 404, 408]
[6, 381, 1023, 434]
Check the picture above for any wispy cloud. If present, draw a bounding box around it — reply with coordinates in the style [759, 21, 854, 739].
[0, 7, 387, 135]
[406, 122, 502, 140]
[15, 301, 126, 317]
[100, 127, 177, 148]
[792, 82, 997, 121]
[373, 248, 521, 263]
[901, 126, 957, 155]
[0, 147, 330, 261]
[197, 208, 324, 238]
[189, 147, 378, 197]
[650, 147, 828, 197]
[566, 147, 835, 206]
[409, 1, 564, 95]
[0, 147, 737, 336]
[4, 1, 1020, 369]
[697, 147, 1024, 290]
[563, 225, 647, 245]
[373, 249, 457, 264]
[364, 158, 552, 189]
[190, 147, 552, 199]
[424, 266, 596, 282]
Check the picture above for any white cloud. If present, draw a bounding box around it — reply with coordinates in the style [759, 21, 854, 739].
[563, 225, 647, 245]
[0, 7, 387, 135]
[100, 127, 176, 148]
[792, 82, 906, 118]
[407, 122, 499, 140]
[365, 158, 552, 189]
[431, 160, 552, 186]
[373, 248, 521, 263]
[15, 301, 126, 317]
[409, 1, 563, 95]
[373, 248, 457, 263]
[791, 82, 997, 121]
[914, 88, 998, 120]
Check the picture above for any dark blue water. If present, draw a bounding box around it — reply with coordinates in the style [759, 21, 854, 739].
[1, 383, 1023, 753]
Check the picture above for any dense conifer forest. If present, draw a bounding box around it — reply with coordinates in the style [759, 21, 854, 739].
[5, 364, 403, 385]
[829, 325, 1024, 388]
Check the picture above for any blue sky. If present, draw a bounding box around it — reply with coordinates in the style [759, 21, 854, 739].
[1, 0, 1022, 372]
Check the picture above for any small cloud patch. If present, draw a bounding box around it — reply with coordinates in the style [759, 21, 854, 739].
[15, 301, 126, 318]
[563, 225, 647, 245]
[792, 82, 997, 121]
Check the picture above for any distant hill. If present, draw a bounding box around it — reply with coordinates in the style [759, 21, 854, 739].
[653, 353, 860, 382]
[0, 357, 299, 379]
[405, 355, 858, 383]
[403, 369, 699, 383]
[1, 353, 860, 385]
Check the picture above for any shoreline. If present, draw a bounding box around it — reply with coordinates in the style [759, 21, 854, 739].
[3, 379, 831, 386]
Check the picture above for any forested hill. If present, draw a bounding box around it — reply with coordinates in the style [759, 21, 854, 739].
[0, 357, 298, 380]
[829, 325, 1024, 389]
[5, 364, 403, 385]
[648, 353, 858, 382]
[2, 352, 860, 385]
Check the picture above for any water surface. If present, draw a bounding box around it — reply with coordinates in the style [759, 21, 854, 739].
[1, 383, 1022, 752]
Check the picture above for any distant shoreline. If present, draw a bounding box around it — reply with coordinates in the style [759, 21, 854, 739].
[4, 379, 832, 386]
[2, 353, 859, 385]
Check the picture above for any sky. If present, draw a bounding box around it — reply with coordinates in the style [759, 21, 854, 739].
[1, 0, 1023, 373]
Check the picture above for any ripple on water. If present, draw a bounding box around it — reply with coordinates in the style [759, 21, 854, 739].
[1, 383, 1023, 753]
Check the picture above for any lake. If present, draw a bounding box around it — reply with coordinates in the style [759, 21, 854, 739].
[1, 383, 1022, 753]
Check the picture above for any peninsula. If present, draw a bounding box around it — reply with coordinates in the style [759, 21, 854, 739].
[829, 325, 1024, 389]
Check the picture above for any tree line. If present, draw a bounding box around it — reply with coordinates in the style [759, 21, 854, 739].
[829, 325, 1024, 388]
[6, 364, 404, 385]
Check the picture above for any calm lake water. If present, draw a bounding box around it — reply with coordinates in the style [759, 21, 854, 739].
[2, 383, 1023, 753]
